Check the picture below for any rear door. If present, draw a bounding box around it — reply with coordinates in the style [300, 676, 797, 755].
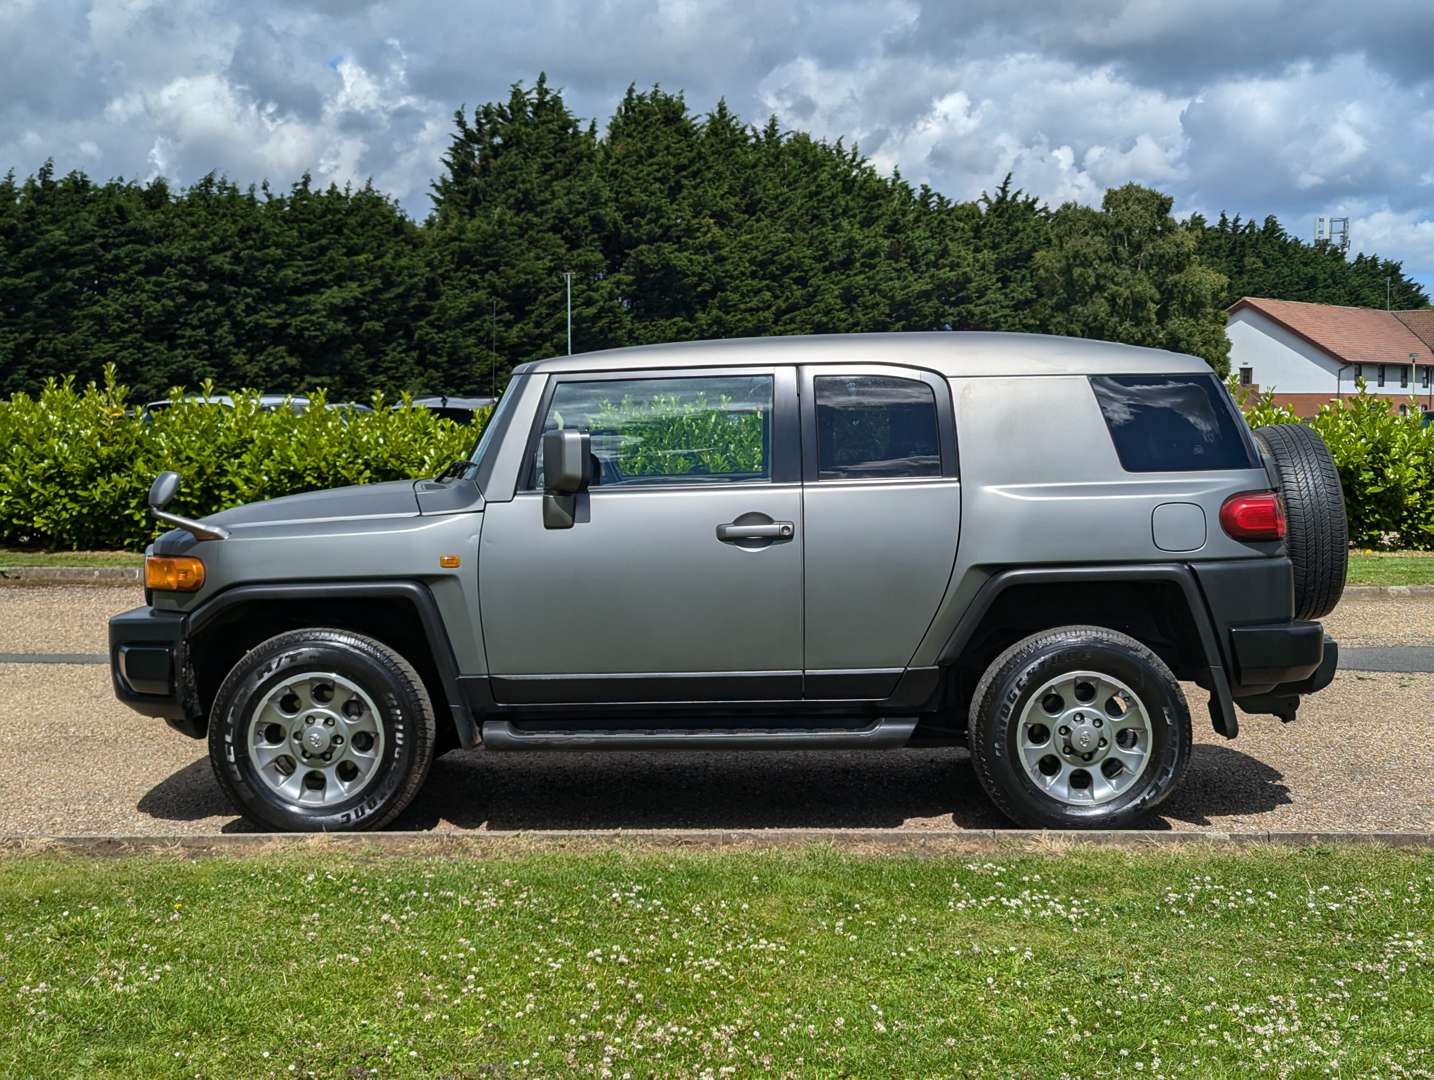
[478, 366, 805, 705]
[798, 365, 961, 699]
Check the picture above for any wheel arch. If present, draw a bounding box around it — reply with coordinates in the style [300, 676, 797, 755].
[936, 564, 1239, 738]
[186, 580, 478, 749]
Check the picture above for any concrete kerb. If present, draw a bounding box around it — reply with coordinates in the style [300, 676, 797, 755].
[0, 566, 141, 587]
[2, 829, 1432, 859]
[1343, 584, 1434, 598]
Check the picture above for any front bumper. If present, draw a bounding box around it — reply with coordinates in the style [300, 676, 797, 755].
[109, 606, 206, 738]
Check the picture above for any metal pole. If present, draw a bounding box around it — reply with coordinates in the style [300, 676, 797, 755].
[564, 271, 573, 355]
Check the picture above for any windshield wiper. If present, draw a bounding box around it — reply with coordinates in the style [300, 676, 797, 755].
[433, 459, 474, 482]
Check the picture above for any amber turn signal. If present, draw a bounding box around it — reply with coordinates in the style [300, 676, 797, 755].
[145, 555, 206, 592]
[439, 554, 461, 569]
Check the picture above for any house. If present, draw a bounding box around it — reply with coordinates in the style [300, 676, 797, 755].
[1225, 297, 1434, 417]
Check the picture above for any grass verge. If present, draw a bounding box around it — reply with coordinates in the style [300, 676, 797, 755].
[0, 548, 141, 568]
[1, 846, 1429, 1077]
[1348, 550, 1434, 586]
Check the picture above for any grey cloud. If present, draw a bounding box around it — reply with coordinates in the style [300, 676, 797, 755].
[897, 0, 1434, 93]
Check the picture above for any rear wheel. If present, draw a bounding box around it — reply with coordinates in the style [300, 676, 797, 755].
[209, 629, 435, 832]
[1254, 423, 1347, 619]
[968, 626, 1191, 828]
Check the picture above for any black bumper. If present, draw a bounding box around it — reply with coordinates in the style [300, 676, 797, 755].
[1229, 621, 1331, 692]
[1193, 559, 1339, 724]
[109, 606, 206, 738]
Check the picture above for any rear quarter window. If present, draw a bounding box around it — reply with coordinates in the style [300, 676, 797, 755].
[1090, 374, 1258, 472]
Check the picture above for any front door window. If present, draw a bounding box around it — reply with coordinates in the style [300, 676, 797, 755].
[533, 375, 773, 489]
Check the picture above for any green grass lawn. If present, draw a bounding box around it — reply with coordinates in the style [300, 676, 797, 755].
[0, 548, 141, 568]
[1348, 550, 1434, 586]
[1, 846, 1429, 1078]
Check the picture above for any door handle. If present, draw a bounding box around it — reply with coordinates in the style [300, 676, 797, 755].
[716, 520, 795, 542]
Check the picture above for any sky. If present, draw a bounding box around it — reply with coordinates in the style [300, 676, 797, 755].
[4, 0, 1434, 292]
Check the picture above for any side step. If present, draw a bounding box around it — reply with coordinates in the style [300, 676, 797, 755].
[480, 716, 918, 751]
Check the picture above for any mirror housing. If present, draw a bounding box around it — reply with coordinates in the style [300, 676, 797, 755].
[541, 430, 592, 529]
[148, 471, 181, 510]
[542, 430, 592, 494]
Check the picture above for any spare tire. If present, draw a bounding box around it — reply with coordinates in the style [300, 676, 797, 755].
[1253, 423, 1348, 620]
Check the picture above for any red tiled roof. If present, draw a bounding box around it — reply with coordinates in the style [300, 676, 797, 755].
[1229, 297, 1432, 364]
[1393, 309, 1434, 353]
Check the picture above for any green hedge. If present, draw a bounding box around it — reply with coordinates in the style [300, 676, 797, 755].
[0, 369, 484, 550]
[2, 369, 1426, 553]
[1236, 380, 1434, 550]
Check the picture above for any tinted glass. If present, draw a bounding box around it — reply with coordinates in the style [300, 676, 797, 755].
[533, 375, 772, 488]
[1090, 375, 1258, 472]
[815, 375, 941, 480]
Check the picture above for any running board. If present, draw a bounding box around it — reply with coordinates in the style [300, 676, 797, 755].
[480, 716, 918, 751]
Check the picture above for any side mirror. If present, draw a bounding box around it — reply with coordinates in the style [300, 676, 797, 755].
[542, 430, 592, 494]
[148, 471, 181, 510]
[541, 430, 592, 529]
[144, 470, 230, 542]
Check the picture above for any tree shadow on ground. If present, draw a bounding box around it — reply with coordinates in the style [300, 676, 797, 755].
[137, 742, 1290, 834]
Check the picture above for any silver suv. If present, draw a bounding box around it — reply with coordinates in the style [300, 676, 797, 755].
[110, 333, 1345, 831]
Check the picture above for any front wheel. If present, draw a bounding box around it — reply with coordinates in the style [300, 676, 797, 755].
[968, 626, 1191, 828]
[209, 629, 436, 831]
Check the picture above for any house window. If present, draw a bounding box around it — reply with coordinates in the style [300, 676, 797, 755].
[1400, 404, 1409, 416]
[1378, 365, 1386, 387]
[1353, 363, 1363, 379]
[1402, 366, 1410, 389]
[1423, 367, 1431, 389]
[1239, 367, 1253, 386]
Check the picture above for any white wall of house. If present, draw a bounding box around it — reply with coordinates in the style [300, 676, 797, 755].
[1225, 308, 1347, 394]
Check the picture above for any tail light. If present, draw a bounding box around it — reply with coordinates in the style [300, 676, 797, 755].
[145, 555, 205, 592]
[1219, 491, 1286, 541]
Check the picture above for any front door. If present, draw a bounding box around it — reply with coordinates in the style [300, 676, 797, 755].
[478, 367, 804, 705]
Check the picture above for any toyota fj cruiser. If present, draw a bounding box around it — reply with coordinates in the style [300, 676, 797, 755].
[110, 333, 1346, 831]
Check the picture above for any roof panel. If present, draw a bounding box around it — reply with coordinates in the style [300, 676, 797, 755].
[512, 332, 1210, 378]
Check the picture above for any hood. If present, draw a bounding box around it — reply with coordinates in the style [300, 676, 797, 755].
[203, 479, 421, 530]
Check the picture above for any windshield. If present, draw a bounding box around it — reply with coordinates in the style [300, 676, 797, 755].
[468, 376, 521, 469]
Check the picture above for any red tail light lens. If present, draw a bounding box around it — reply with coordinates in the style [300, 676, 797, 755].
[1220, 491, 1286, 541]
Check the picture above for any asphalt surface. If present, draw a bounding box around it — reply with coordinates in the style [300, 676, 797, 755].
[0, 585, 1430, 835]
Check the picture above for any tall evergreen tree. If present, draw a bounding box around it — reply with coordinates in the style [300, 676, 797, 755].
[1036, 184, 1232, 372]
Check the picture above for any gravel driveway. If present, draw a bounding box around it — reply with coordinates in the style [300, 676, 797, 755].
[0, 586, 1430, 835]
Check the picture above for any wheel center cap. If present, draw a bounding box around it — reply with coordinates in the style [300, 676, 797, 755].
[303, 727, 330, 754]
[1071, 725, 1098, 752]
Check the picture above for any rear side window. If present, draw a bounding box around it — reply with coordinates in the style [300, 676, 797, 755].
[814, 375, 941, 480]
[1090, 375, 1257, 472]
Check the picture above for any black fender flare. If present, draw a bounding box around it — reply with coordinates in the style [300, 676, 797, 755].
[936, 563, 1239, 739]
[187, 580, 478, 748]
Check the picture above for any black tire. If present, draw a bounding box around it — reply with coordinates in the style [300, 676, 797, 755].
[209, 629, 436, 832]
[1254, 423, 1347, 620]
[968, 626, 1192, 829]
